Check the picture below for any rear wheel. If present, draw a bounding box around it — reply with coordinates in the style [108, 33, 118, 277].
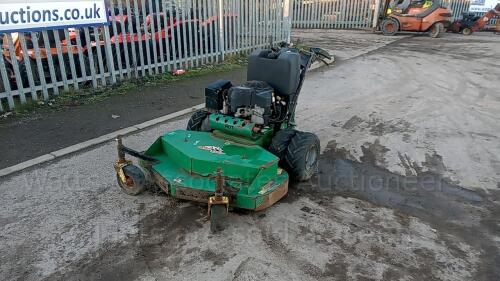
[210, 204, 227, 233]
[117, 164, 146, 196]
[268, 128, 297, 160]
[381, 18, 399, 36]
[284, 131, 320, 181]
[187, 109, 211, 131]
[462, 27, 472, 36]
[430, 22, 445, 38]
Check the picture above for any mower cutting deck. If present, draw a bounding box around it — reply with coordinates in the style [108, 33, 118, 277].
[114, 43, 331, 232]
[144, 129, 288, 210]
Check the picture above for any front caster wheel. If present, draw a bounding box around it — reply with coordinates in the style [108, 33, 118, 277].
[210, 204, 227, 233]
[116, 164, 146, 195]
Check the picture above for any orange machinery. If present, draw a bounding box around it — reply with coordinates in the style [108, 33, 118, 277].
[449, 4, 500, 35]
[1, 29, 86, 88]
[378, 0, 453, 37]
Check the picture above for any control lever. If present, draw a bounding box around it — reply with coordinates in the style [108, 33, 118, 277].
[310, 47, 332, 65]
[310, 47, 331, 60]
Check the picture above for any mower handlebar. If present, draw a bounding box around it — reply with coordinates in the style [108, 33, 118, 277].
[310, 47, 332, 60]
[268, 42, 332, 68]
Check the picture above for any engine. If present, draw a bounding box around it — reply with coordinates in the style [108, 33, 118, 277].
[205, 79, 287, 127]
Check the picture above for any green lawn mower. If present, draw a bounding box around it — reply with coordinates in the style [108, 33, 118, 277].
[114, 43, 331, 232]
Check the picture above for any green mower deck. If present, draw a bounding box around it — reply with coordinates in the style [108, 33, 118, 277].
[142, 129, 289, 210]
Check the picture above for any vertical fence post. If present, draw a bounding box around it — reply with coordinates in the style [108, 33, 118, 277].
[147, 0, 160, 74]
[63, 29, 79, 90]
[161, 0, 172, 71]
[110, 1, 123, 80]
[83, 28, 98, 89]
[372, 0, 381, 28]
[218, 0, 225, 61]
[30, 32, 49, 100]
[103, 27, 117, 84]
[6, 34, 26, 102]
[18, 34, 37, 100]
[118, 0, 132, 78]
[0, 55, 14, 109]
[140, 0, 153, 75]
[92, 27, 107, 86]
[283, 0, 291, 43]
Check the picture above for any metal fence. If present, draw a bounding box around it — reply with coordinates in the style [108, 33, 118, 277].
[0, 0, 291, 112]
[290, 0, 496, 29]
[291, 0, 377, 29]
[444, 0, 470, 20]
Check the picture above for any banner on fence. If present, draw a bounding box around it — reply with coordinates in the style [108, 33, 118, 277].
[469, 0, 500, 12]
[0, 0, 108, 32]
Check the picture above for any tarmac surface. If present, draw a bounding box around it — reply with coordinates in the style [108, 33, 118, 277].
[0, 69, 246, 169]
[1, 30, 500, 281]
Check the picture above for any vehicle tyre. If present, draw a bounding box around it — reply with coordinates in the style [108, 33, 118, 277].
[18, 59, 40, 87]
[117, 164, 146, 196]
[210, 204, 227, 233]
[284, 131, 320, 181]
[381, 18, 399, 36]
[268, 128, 297, 160]
[187, 109, 211, 131]
[462, 27, 472, 36]
[430, 22, 445, 38]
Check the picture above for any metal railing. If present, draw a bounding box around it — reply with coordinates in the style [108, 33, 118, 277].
[290, 0, 495, 29]
[291, 0, 377, 29]
[444, 0, 471, 20]
[0, 0, 291, 112]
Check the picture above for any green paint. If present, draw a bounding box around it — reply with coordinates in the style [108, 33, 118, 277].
[209, 114, 274, 147]
[143, 129, 288, 210]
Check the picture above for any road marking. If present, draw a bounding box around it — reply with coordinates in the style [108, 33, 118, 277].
[0, 104, 205, 178]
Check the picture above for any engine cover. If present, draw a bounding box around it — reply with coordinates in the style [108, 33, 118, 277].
[205, 79, 232, 111]
[228, 81, 273, 124]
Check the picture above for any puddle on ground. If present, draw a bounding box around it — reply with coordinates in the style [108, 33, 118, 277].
[290, 141, 500, 280]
